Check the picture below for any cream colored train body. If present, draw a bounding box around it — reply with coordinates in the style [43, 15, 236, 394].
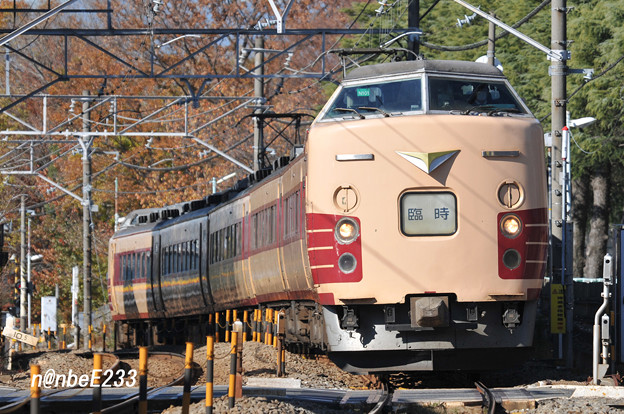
[108, 60, 547, 372]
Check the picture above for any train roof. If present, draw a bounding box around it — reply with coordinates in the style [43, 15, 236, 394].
[344, 60, 505, 81]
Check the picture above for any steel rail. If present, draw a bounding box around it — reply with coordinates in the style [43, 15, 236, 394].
[100, 350, 187, 414]
[0, 352, 120, 414]
[368, 383, 390, 414]
[475, 381, 498, 414]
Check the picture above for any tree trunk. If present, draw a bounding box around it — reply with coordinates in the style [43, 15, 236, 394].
[571, 175, 589, 277]
[583, 168, 609, 279]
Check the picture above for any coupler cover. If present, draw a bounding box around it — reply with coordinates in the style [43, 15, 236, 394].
[410, 296, 449, 328]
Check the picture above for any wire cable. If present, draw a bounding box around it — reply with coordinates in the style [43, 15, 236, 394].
[420, 0, 551, 52]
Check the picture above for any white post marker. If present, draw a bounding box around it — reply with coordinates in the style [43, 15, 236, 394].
[2, 325, 38, 347]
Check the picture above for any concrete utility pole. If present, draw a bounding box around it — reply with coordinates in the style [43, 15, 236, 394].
[550, 0, 573, 369]
[19, 195, 26, 330]
[82, 90, 93, 349]
[487, 14, 496, 66]
[253, 36, 265, 172]
[407, 0, 419, 58]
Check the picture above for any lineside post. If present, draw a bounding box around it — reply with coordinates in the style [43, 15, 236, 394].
[138, 346, 148, 414]
[276, 311, 286, 377]
[61, 326, 66, 350]
[206, 335, 214, 414]
[47, 328, 51, 350]
[252, 309, 258, 342]
[233, 321, 243, 399]
[225, 309, 231, 343]
[88, 324, 93, 350]
[30, 364, 40, 414]
[243, 310, 249, 342]
[102, 324, 106, 352]
[215, 313, 220, 343]
[93, 353, 102, 414]
[273, 311, 278, 348]
[182, 342, 193, 414]
[265, 309, 273, 345]
[228, 330, 238, 408]
[208, 313, 213, 337]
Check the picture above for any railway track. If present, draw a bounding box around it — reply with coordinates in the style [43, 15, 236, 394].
[0, 349, 189, 414]
[0, 378, 581, 414]
[0, 345, 618, 413]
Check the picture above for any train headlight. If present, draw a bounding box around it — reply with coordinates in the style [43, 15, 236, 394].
[335, 217, 359, 244]
[338, 253, 357, 274]
[500, 214, 522, 239]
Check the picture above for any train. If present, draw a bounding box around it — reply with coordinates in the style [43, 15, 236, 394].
[108, 59, 548, 373]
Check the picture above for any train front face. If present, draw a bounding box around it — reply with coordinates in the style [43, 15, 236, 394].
[306, 60, 548, 372]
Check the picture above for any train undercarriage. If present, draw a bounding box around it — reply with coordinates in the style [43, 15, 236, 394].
[113, 296, 536, 373]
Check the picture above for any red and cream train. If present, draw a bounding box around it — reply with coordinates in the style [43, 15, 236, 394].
[108, 60, 548, 372]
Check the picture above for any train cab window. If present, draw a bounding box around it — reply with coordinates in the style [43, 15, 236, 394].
[323, 77, 423, 119]
[427, 77, 527, 114]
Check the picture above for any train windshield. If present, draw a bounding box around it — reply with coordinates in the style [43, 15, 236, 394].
[323, 77, 423, 119]
[321, 75, 528, 120]
[428, 77, 527, 114]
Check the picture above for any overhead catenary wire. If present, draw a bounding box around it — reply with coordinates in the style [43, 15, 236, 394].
[420, 0, 551, 52]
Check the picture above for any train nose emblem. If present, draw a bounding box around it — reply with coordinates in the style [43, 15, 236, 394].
[396, 150, 459, 174]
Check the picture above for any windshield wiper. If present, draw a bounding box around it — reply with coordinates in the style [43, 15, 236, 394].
[333, 107, 365, 119]
[462, 105, 497, 115]
[358, 107, 390, 117]
[487, 107, 522, 116]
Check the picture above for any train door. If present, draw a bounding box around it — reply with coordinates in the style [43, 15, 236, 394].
[199, 219, 214, 310]
[277, 185, 291, 293]
[242, 205, 257, 299]
[151, 234, 166, 312]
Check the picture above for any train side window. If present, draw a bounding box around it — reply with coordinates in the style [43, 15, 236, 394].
[236, 223, 241, 257]
[180, 243, 184, 272]
[167, 245, 172, 275]
[146, 252, 151, 278]
[137, 252, 141, 281]
[121, 254, 126, 282]
[295, 191, 300, 235]
[191, 240, 195, 269]
[226, 227, 231, 260]
[183, 243, 187, 271]
[171, 245, 176, 274]
[218, 230, 222, 262]
[252, 213, 258, 250]
[167, 246, 171, 275]
[269, 205, 276, 244]
[188, 241, 193, 270]
[176, 244, 181, 273]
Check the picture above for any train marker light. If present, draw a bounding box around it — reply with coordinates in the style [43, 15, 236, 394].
[335, 217, 359, 244]
[500, 214, 522, 238]
[502, 249, 521, 270]
[338, 253, 357, 274]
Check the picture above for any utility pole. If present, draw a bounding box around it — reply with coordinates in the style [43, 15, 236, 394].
[407, 0, 419, 58]
[81, 90, 93, 350]
[19, 195, 26, 331]
[27, 215, 31, 329]
[253, 36, 265, 171]
[487, 13, 496, 66]
[550, 0, 572, 368]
